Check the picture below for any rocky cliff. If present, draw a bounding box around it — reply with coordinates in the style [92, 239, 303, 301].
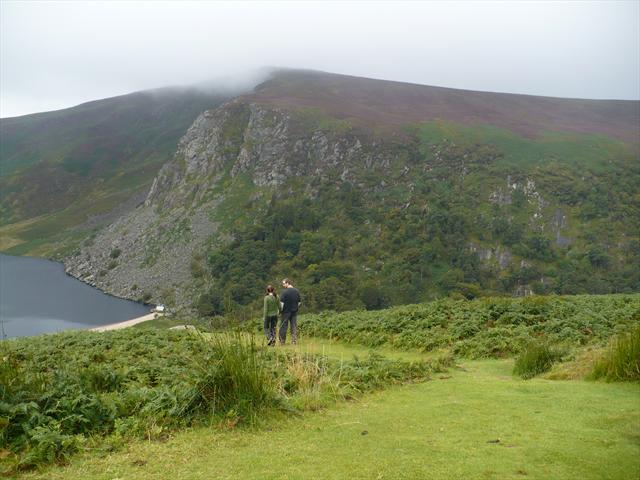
[63, 100, 404, 307]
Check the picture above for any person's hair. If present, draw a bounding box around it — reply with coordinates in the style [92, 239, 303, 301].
[266, 285, 275, 295]
[282, 278, 290, 286]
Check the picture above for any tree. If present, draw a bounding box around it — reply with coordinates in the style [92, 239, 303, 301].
[359, 282, 387, 310]
[195, 289, 224, 317]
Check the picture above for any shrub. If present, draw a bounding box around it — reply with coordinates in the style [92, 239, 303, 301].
[298, 294, 640, 357]
[590, 326, 640, 381]
[17, 425, 81, 469]
[190, 257, 206, 278]
[513, 341, 565, 379]
[195, 290, 224, 317]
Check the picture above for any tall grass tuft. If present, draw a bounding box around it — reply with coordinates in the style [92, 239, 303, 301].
[513, 341, 564, 379]
[276, 351, 336, 411]
[590, 326, 640, 382]
[193, 333, 276, 422]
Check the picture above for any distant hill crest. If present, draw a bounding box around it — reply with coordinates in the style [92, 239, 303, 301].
[246, 69, 639, 145]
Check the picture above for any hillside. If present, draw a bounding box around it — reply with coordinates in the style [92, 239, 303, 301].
[20, 358, 639, 480]
[58, 69, 639, 312]
[0, 86, 233, 255]
[3, 294, 639, 476]
[249, 70, 640, 144]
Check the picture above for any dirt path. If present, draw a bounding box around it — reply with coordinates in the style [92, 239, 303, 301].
[89, 313, 159, 332]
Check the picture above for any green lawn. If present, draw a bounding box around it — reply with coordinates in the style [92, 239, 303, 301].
[244, 333, 433, 362]
[19, 339, 639, 480]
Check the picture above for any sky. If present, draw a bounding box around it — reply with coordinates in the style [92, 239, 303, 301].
[1, 0, 639, 118]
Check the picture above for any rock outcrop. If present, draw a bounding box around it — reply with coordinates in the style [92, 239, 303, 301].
[64, 100, 402, 308]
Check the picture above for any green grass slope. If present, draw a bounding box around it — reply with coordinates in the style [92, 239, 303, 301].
[17, 358, 640, 480]
[0, 329, 449, 474]
[3, 293, 639, 477]
[0, 87, 230, 256]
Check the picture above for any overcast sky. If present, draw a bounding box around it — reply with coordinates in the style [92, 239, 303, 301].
[1, 1, 638, 118]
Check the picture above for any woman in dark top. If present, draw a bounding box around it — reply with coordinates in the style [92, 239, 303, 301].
[263, 285, 280, 346]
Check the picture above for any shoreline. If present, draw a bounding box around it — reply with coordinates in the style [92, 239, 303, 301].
[1, 253, 148, 308]
[90, 313, 159, 332]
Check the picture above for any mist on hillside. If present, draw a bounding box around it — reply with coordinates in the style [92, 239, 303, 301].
[1, 1, 638, 117]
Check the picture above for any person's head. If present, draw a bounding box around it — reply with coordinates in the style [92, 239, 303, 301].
[266, 285, 275, 295]
[281, 278, 291, 288]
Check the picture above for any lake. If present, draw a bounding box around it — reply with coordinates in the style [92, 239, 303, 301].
[0, 253, 150, 338]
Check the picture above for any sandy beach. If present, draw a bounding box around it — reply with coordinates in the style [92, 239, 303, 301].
[90, 313, 159, 332]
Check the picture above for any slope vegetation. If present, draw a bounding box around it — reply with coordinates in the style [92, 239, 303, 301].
[65, 69, 638, 309]
[249, 69, 640, 144]
[5, 293, 640, 478]
[2, 69, 638, 307]
[21, 359, 640, 480]
[0, 87, 231, 255]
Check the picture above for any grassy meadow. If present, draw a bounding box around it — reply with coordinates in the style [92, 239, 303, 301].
[2, 294, 639, 479]
[13, 353, 640, 480]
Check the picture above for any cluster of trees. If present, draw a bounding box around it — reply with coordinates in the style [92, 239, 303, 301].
[194, 129, 639, 317]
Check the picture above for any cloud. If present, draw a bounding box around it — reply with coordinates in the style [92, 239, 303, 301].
[1, 1, 638, 117]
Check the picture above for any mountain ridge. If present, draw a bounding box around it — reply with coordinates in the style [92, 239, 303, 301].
[62, 70, 639, 311]
[1, 69, 638, 311]
[246, 69, 640, 144]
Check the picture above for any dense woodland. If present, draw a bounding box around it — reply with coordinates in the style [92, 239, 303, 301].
[196, 122, 639, 316]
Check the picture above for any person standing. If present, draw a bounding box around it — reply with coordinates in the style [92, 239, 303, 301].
[279, 278, 301, 345]
[263, 285, 280, 346]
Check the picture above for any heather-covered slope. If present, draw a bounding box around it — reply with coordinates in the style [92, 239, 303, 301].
[249, 70, 640, 144]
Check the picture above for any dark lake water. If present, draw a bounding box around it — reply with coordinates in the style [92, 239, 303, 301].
[0, 254, 150, 339]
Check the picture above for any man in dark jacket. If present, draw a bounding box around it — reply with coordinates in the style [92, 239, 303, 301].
[279, 278, 301, 345]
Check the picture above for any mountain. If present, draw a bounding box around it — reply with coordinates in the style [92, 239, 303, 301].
[248, 70, 639, 144]
[56, 69, 639, 313]
[0, 86, 234, 255]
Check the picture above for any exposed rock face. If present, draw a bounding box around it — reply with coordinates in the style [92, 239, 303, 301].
[490, 175, 548, 212]
[65, 200, 220, 308]
[64, 100, 402, 308]
[551, 208, 572, 246]
[468, 243, 513, 270]
[144, 104, 248, 211]
[146, 102, 396, 210]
